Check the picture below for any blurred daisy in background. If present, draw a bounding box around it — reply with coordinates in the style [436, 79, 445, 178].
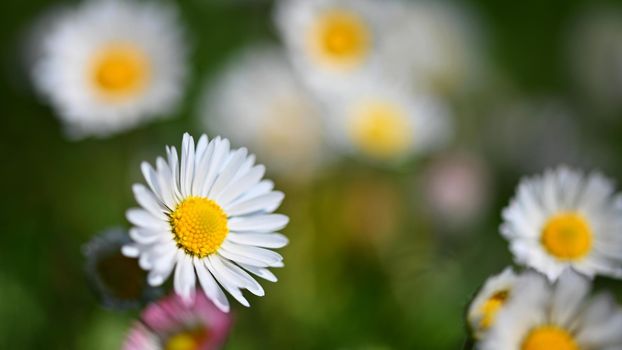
[82, 228, 162, 310]
[31, 0, 187, 138]
[274, 0, 389, 93]
[199, 46, 327, 180]
[420, 151, 491, 229]
[467, 267, 518, 339]
[568, 7, 622, 114]
[501, 166, 622, 281]
[323, 76, 452, 162]
[382, 0, 485, 94]
[123, 291, 232, 350]
[479, 270, 622, 350]
[123, 133, 288, 312]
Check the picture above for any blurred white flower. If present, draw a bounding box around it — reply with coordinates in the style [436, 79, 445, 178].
[274, 0, 390, 94]
[199, 46, 327, 179]
[568, 8, 622, 113]
[501, 166, 622, 281]
[479, 270, 622, 350]
[31, 0, 187, 138]
[123, 133, 289, 312]
[467, 267, 518, 339]
[324, 76, 452, 162]
[382, 0, 485, 93]
[421, 151, 491, 228]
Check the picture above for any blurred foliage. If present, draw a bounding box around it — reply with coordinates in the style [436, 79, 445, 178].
[2, 0, 622, 349]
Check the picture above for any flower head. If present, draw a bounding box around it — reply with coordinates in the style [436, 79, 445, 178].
[32, 0, 187, 138]
[123, 291, 232, 350]
[123, 133, 289, 312]
[478, 270, 622, 350]
[501, 166, 622, 281]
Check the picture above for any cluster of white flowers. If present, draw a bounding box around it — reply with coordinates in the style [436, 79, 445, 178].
[468, 166, 622, 349]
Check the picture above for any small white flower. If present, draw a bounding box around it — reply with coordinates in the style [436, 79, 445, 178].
[123, 133, 289, 312]
[32, 0, 187, 138]
[467, 267, 519, 339]
[479, 270, 622, 350]
[501, 166, 622, 281]
[274, 0, 390, 93]
[324, 77, 451, 161]
[199, 45, 326, 179]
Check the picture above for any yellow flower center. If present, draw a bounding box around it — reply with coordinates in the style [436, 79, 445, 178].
[170, 197, 229, 257]
[521, 326, 580, 350]
[541, 212, 592, 260]
[479, 290, 508, 330]
[91, 43, 150, 99]
[349, 101, 413, 159]
[309, 9, 370, 68]
[165, 328, 209, 350]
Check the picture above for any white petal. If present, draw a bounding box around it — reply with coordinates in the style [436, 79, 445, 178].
[129, 228, 165, 245]
[225, 191, 284, 216]
[221, 240, 283, 267]
[199, 137, 230, 196]
[174, 253, 196, 303]
[180, 133, 196, 198]
[218, 257, 265, 296]
[238, 263, 278, 282]
[209, 148, 248, 199]
[126, 208, 169, 231]
[132, 184, 167, 220]
[227, 232, 289, 249]
[194, 257, 229, 312]
[205, 256, 250, 307]
[121, 244, 140, 257]
[228, 214, 289, 232]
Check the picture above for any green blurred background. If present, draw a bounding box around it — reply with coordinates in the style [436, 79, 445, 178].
[3, 0, 622, 349]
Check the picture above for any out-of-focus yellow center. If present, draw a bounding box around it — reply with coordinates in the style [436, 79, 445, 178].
[541, 212, 592, 260]
[165, 328, 209, 350]
[479, 290, 508, 330]
[521, 326, 580, 350]
[171, 196, 229, 257]
[309, 10, 370, 68]
[349, 101, 412, 159]
[91, 44, 149, 98]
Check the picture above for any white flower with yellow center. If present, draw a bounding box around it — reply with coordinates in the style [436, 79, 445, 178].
[199, 46, 326, 178]
[501, 166, 622, 281]
[32, 0, 187, 138]
[122, 133, 289, 312]
[467, 268, 518, 339]
[274, 0, 388, 93]
[326, 79, 451, 161]
[479, 270, 622, 350]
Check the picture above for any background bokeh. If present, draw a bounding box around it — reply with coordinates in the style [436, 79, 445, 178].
[3, 0, 622, 349]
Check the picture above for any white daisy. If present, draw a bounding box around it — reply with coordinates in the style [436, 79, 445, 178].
[501, 166, 622, 281]
[274, 0, 390, 93]
[324, 76, 451, 161]
[467, 267, 519, 339]
[199, 45, 326, 179]
[32, 0, 187, 138]
[122, 133, 289, 312]
[479, 270, 622, 350]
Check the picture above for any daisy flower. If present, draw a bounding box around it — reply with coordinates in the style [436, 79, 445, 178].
[123, 291, 232, 350]
[32, 0, 187, 138]
[478, 270, 622, 350]
[501, 166, 622, 281]
[82, 228, 161, 310]
[199, 45, 326, 179]
[274, 0, 389, 93]
[324, 77, 451, 161]
[123, 133, 289, 312]
[467, 267, 518, 339]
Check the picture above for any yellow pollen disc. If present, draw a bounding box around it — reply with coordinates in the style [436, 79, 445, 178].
[170, 197, 229, 257]
[541, 212, 592, 260]
[479, 290, 508, 330]
[309, 10, 370, 68]
[349, 101, 413, 159]
[521, 326, 580, 350]
[91, 43, 150, 99]
[165, 328, 209, 350]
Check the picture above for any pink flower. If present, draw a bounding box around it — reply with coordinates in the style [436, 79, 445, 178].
[123, 290, 232, 350]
